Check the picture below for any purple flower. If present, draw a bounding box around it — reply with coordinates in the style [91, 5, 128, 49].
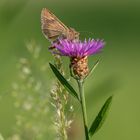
[53, 39, 105, 58]
[52, 38, 105, 79]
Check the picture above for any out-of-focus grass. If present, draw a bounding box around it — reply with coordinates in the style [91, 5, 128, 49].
[0, 0, 140, 139]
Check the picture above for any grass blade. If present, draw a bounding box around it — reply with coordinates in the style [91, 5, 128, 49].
[85, 60, 99, 80]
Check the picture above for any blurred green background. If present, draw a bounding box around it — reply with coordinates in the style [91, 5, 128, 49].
[0, 0, 140, 139]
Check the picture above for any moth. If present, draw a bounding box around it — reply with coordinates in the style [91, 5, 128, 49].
[41, 8, 79, 46]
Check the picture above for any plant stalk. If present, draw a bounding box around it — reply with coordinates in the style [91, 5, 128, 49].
[77, 80, 90, 140]
[53, 54, 68, 140]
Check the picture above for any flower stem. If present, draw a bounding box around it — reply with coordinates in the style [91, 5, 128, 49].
[77, 80, 90, 140]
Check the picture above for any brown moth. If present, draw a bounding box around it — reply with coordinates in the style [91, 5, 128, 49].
[41, 8, 79, 45]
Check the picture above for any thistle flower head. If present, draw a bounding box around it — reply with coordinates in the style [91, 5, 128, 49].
[53, 39, 104, 58]
[53, 38, 105, 79]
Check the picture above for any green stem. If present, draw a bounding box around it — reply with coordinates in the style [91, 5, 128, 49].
[77, 80, 90, 140]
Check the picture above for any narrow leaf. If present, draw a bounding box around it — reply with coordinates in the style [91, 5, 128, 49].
[49, 63, 79, 100]
[85, 60, 99, 80]
[89, 96, 113, 137]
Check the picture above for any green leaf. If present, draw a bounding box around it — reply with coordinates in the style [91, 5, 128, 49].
[85, 60, 99, 80]
[89, 96, 113, 137]
[49, 63, 79, 101]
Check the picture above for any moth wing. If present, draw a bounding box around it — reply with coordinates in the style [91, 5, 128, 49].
[41, 8, 69, 41]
